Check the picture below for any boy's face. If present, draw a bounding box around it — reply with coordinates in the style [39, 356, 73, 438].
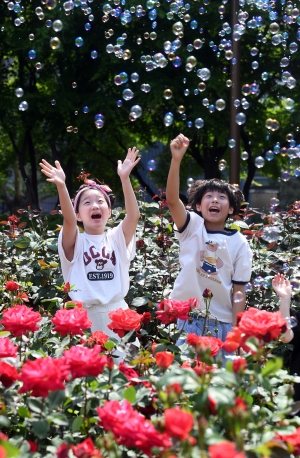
[196, 189, 233, 228]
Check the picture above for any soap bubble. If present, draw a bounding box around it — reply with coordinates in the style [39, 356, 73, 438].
[15, 88, 24, 98]
[253, 276, 264, 289]
[116, 100, 122, 107]
[228, 139, 236, 148]
[270, 197, 280, 207]
[285, 317, 298, 329]
[290, 278, 300, 292]
[72, 82, 77, 89]
[218, 159, 227, 171]
[265, 150, 274, 161]
[187, 177, 194, 187]
[52, 20, 63, 32]
[141, 83, 151, 93]
[66, 126, 73, 133]
[233, 291, 244, 303]
[164, 112, 174, 126]
[215, 99, 226, 111]
[281, 171, 290, 182]
[28, 50, 36, 59]
[255, 156, 265, 168]
[130, 105, 142, 119]
[90, 50, 98, 59]
[282, 98, 295, 110]
[51, 99, 56, 106]
[119, 72, 128, 83]
[75, 37, 84, 47]
[18, 101, 29, 111]
[131, 72, 139, 83]
[122, 89, 134, 101]
[197, 68, 211, 81]
[50, 37, 61, 49]
[244, 282, 253, 293]
[241, 151, 248, 160]
[195, 118, 204, 129]
[261, 226, 281, 242]
[94, 113, 105, 129]
[236, 112, 246, 125]
[82, 106, 89, 114]
[135, 273, 145, 284]
[163, 89, 173, 99]
[147, 159, 156, 171]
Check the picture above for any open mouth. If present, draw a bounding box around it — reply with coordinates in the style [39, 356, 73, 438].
[209, 207, 220, 214]
[91, 213, 101, 219]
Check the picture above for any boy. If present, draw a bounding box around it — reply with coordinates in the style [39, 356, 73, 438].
[166, 134, 253, 342]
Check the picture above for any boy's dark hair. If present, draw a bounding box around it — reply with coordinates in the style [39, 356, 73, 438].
[74, 183, 116, 229]
[187, 178, 244, 217]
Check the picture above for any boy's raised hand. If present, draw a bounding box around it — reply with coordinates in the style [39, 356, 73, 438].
[117, 146, 140, 179]
[170, 133, 190, 161]
[40, 159, 66, 188]
[272, 273, 292, 299]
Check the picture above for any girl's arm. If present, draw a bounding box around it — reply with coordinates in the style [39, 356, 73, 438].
[232, 284, 246, 325]
[272, 273, 294, 343]
[117, 147, 141, 246]
[166, 134, 190, 231]
[40, 159, 77, 261]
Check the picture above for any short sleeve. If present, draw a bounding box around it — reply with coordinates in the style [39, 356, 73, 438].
[110, 221, 136, 261]
[174, 211, 204, 242]
[58, 227, 80, 265]
[232, 236, 253, 284]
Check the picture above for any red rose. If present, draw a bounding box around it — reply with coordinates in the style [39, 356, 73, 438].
[5, 280, 19, 291]
[107, 308, 142, 338]
[276, 427, 300, 455]
[141, 312, 152, 325]
[208, 395, 217, 414]
[64, 300, 83, 309]
[84, 331, 109, 349]
[230, 397, 247, 414]
[166, 382, 183, 395]
[222, 327, 242, 353]
[193, 361, 215, 376]
[0, 337, 18, 358]
[19, 357, 69, 397]
[208, 441, 246, 458]
[136, 239, 145, 248]
[8, 215, 20, 227]
[238, 307, 286, 342]
[17, 291, 29, 302]
[27, 441, 38, 452]
[119, 361, 140, 381]
[187, 334, 223, 357]
[155, 298, 198, 325]
[232, 357, 247, 373]
[0, 305, 42, 336]
[97, 400, 171, 456]
[56, 443, 69, 458]
[71, 438, 102, 458]
[203, 288, 213, 299]
[0, 361, 18, 387]
[61, 345, 108, 379]
[164, 407, 194, 440]
[62, 282, 71, 293]
[52, 308, 92, 336]
[155, 351, 174, 368]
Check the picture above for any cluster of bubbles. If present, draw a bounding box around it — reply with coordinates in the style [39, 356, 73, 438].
[3, 0, 300, 184]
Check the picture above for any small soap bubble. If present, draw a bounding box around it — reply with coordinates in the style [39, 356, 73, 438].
[261, 226, 281, 243]
[72, 82, 77, 88]
[135, 273, 145, 284]
[164, 112, 174, 127]
[265, 150, 274, 161]
[147, 159, 156, 171]
[36, 62, 42, 70]
[90, 50, 98, 59]
[285, 317, 298, 329]
[141, 83, 151, 93]
[75, 37, 84, 47]
[18, 101, 29, 111]
[218, 159, 227, 171]
[195, 118, 204, 129]
[244, 282, 253, 294]
[51, 99, 56, 106]
[15, 87, 24, 98]
[29, 34, 35, 41]
[28, 50, 36, 59]
[281, 171, 290, 182]
[82, 106, 89, 114]
[233, 291, 244, 303]
[116, 100, 122, 107]
[52, 19, 63, 32]
[241, 151, 248, 161]
[122, 88, 134, 101]
[85, 23, 91, 31]
[187, 177, 194, 187]
[131, 72, 139, 83]
[270, 197, 279, 207]
[66, 126, 73, 133]
[228, 139, 236, 148]
[46, 20, 53, 28]
[197, 67, 211, 81]
[255, 156, 265, 168]
[164, 89, 173, 99]
[215, 99, 226, 111]
[236, 112, 246, 125]
[130, 105, 142, 119]
[290, 279, 300, 292]
[253, 276, 264, 289]
[50, 37, 61, 50]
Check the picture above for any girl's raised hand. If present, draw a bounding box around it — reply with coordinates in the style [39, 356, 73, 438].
[117, 146, 140, 179]
[272, 273, 292, 299]
[170, 133, 190, 161]
[40, 159, 66, 187]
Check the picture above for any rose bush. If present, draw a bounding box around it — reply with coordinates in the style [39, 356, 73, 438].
[1, 199, 300, 457]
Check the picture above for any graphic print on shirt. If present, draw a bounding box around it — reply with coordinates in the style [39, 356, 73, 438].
[199, 240, 224, 276]
[83, 245, 116, 281]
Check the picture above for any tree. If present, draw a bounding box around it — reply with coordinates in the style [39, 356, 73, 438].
[0, 0, 299, 209]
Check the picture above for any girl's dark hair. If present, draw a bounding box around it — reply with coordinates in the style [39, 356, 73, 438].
[74, 184, 115, 229]
[187, 178, 244, 217]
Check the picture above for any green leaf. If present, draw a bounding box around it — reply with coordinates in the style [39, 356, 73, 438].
[18, 406, 31, 418]
[47, 390, 66, 409]
[13, 236, 31, 249]
[208, 387, 235, 406]
[49, 413, 69, 426]
[1, 442, 20, 458]
[0, 415, 10, 427]
[32, 419, 49, 438]
[72, 416, 83, 432]
[27, 398, 42, 413]
[123, 386, 136, 403]
[261, 358, 283, 377]
[104, 341, 116, 351]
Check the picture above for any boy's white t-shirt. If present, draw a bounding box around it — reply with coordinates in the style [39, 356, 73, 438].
[58, 222, 135, 308]
[171, 211, 253, 323]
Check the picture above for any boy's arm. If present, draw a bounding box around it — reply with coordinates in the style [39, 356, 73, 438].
[166, 134, 190, 231]
[40, 160, 77, 261]
[272, 274, 294, 343]
[232, 284, 246, 325]
[117, 147, 141, 246]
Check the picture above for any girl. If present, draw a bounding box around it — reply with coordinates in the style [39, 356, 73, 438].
[40, 147, 140, 338]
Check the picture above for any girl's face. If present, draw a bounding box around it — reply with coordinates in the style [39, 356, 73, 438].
[76, 188, 111, 235]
